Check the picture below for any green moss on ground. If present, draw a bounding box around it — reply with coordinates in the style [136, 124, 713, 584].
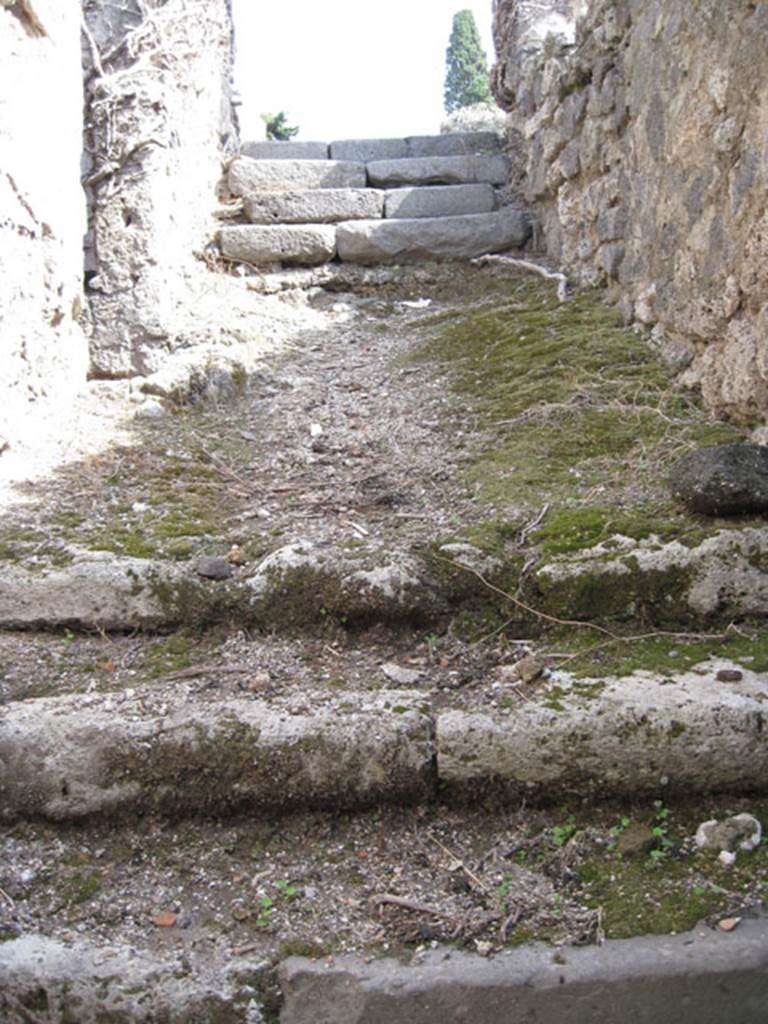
[55, 870, 102, 912]
[0, 401, 258, 570]
[550, 622, 768, 678]
[412, 279, 743, 513]
[502, 796, 768, 943]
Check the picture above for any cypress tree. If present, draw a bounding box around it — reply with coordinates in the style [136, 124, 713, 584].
[443, 10, 492, 114]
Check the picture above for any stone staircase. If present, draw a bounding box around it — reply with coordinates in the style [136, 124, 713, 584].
[218, 131, 530, 266]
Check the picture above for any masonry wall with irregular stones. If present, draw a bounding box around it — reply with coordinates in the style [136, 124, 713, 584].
[492, 0, 768, 425]
[83, 0, 237, 377]
[0, 0, 237, 452]
[0, 1, 90, 449]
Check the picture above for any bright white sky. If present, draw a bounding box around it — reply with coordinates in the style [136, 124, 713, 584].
[231, 0, 495, 142]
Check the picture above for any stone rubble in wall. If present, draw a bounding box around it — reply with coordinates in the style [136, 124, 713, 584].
[491, 0, 768, 424]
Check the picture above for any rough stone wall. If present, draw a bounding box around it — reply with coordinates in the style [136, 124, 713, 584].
[83, 0, 238, 377]
[0, 0, 90, 448]
[492, 0, 768, 425]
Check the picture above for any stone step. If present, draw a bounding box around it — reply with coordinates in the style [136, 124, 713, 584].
[0, 935, 267, 1023]
[5, 523, 768, 635]
[367, 154, 510, 188]
[406, 131, 504, 158]
[279, 918, 768, 1024]
[336, 208, 530, 263]
[240, 139, 329, 160]
[2, 656, 767, 823]
[384, 183, 497, 220]
[4, 877, 767, 1024]
[243, 187, 384, 225]
[228, 156, 366, 195]
[240, 184, 498, 226]
[329, 131, 503, 163]
[219, 223, 336, 265]
[0, 688, 432, 821]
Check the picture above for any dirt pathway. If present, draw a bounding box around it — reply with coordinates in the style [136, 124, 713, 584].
[2, 263, 768, 1013]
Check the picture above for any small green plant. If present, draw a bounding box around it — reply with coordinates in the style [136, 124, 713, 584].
[275, 879, 299, 899]
[647, 801, 674, 865]
[255, 880, 301, 927]
[496, 878, 513, 900]
[552, 815, 578, 847]
[255, 895, 274, 928]
[607, 815, 632, 851]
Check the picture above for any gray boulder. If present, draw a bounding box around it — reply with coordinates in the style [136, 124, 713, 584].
[669, 444, 768, 515]
[336, 208, 530, 263]
[244, 188, 384, 224]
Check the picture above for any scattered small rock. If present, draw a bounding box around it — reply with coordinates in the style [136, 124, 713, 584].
[513, 654, 547, 685]
[195, 556, 233, 581]
[669, 443, 768, 515]
[615, 822, 656, 858]
[695, 813, 762, 854]
[716, 668, 743, 683]
[718, 916, 742, 932]
[134, 398, 167, 420]
[380, 662, 423, 686]
[152, 911, 178, 928]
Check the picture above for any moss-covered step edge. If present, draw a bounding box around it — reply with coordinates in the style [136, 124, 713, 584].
[2, 660, 768, 823]
[437, 660, 768, 802]
[3, 525, 768, 633]
[0, 934, 269, 1024]
[0, 688, 433, 823]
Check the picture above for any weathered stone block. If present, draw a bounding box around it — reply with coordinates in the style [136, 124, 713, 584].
[240, 140, 329, 159]
[279, 914, 768, 1024]
[367, 155, 510, 188]
[218, 224, 336, 266]
[244, 188, 384, 225]
[438, 666, 768, 798]
[384, 184, 496, 220]
[0, 689, 434, 820]
[336, 208, 530, 263]
[405, 131, 503, 157]
[228, 157, 366, 195]
[0, 936, 264, 1023]
[330, 138, 408, 162]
